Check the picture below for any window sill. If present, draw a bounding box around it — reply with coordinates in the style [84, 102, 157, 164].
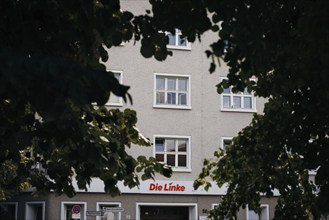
[172, 168, 192, 173]
[105, 102, 124, 107]
[221, 108, 257, 113]
[167, 45, 192, 51]
[153, 105, 192, 110]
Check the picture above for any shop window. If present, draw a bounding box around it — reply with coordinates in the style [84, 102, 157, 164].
[167, 29, 191, 50]
[221, 86, 256, 112]
[154, 74, 191, 109]
[154, 135, 191, 172]
[60, 202, 87, 220]
[106, 71, 123, 106]
[0, 203, 17, 220]
[247, 204, 269, 220]
[96, 202, 121, 220]
[25, 201, 45, 220]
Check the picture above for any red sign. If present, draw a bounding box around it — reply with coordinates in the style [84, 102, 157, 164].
[72, 205, 81, 214]
[149, 182, 186, 192]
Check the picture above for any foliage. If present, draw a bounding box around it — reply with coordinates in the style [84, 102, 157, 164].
[1, 0, 328, 219]
[0, 0, 172, 200]
[133, 0, 328, 218]
[177, 0, 328, 219]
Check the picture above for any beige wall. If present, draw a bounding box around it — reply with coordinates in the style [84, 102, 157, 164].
[7, 1, 272, 220]
[45, 192, 277, 220]
[104, 0, 266, 181]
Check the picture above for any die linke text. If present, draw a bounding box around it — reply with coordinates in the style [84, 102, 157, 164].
[149, 183, 186, 192]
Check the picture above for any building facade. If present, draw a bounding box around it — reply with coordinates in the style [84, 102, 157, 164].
[0, 1, 277, 220]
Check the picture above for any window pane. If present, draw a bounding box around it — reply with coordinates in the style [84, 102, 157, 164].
[178, 79, 187, 91]
[167, 78, 176, 90]
[178, 155, 187, 167]
[108, 94, 120, 104]
[155, 138, 164, 151]
[166, 139, 175, 152]
[178, 93, 187, 105]
[155, 76, 190, 107]
[156, 92, 165, 104]
[223, 139, 232, 150]
[65, 204, 85, 220]
[244, 97, 252, 109]
[168, 33, 176, 45]
[177, 140, 187, 152]
[155, 154, 164, 162]
[178, 36, 187, 46]
[65, 205, 74, 220]
[248, 210, 260, 220]
[233, 96, 241, 108]
[26, 203, 43, 220]
[223, 96, 231, 108]
[0, 204, 16, 220]
[101, 205, 119, 220]
[243, 87, 251, 95]
[223, 87, 230, 94]
[113, 72, 121, 80]
[156, 77, 165, 90]
[154, 137, 189, 169]
[167, 154, 175, 166]
[248, 206, 268, 220]
[260, 206, 268, 219]
[167, 92, 176, 104]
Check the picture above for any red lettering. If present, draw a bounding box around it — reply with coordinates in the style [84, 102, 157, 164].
[149, 183, 163, 191]
[149, 183, 186, 192]
[149, 183, 156, 191]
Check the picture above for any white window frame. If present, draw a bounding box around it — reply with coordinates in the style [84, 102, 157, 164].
[0, 202, 18, 220]
[153, 135, 192, 172]
[220, 78, 257, 113]
[96, 202, 122, 220]
[105, 70, 123, 106]
[60, 201, 87, 220]
[221, 137, 233, 150]
[136, 202, 197, 220]
[166, 29, 191, 50]
[25, 201, 46, 220]
[154, 73, 192, 109]
[246, 204, 269, 220]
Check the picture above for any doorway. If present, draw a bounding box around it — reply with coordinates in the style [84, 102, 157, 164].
[137, 203, 197, 220]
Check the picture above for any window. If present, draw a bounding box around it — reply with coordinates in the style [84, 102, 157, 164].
[167, 29, 191, 50]
[247, 204, 269, 220]
[0, 203, 17, 220]
[137, 203, 197, 220]
[60, 202, 87, 220]
[154, 74, 191, 109]
[221, 87, 256, 112]
[221, 137, 233, 150]
[211, 204, 233, 220]
[25, 201, 45, 220]
[106, 71, 123, 106]
[154, 135, 191, 172]
[96, 202, 121, 220]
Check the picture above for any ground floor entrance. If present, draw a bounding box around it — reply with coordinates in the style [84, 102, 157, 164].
[2, 190, 277, 219]
[137, 203, 198, 220]
[140, 206, 189, 220]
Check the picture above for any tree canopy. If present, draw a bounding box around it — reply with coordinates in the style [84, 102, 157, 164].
[0, 0, 172, 200]
[134, 0, 329, 219]
[1, 0, 328, 219]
